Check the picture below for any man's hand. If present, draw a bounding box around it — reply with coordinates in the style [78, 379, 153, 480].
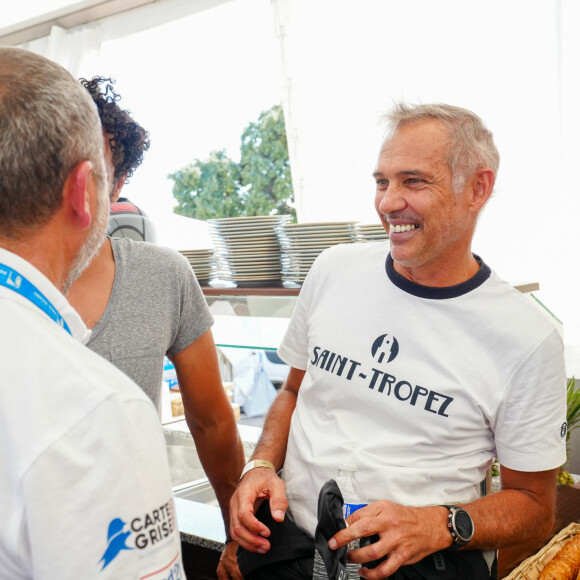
[216, 540, 243, 580]
[328, 501, 451, 580]
[229, 466, 288, 554]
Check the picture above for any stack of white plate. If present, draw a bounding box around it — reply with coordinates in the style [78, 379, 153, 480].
[208, 215, 291, 286]
[355, 223, 389, 242]
[276, 221, 358, 284]
[179, 248, 215, 285]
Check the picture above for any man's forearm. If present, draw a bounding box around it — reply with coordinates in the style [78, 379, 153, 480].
[464, 488, 555, 551]
[462, 468, 557, 551]
[249, 388, 298, 470]
[187, 412, 245, 534]
[170, 331, 247, 534]
[249, 367, 305, 471]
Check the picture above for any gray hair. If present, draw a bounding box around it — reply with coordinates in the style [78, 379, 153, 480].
[382, 102, 500, 193]
[0, 47, 107, 237]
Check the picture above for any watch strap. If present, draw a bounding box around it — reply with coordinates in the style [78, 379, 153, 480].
[239, 459, 276, 482]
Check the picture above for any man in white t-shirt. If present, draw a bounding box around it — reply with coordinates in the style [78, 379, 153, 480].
[229, 103, 567, 580]
[0, 47, 183, 579]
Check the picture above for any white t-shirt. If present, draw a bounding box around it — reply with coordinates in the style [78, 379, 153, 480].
[0, 249, 183, 580]
[278, 242, 567, 536]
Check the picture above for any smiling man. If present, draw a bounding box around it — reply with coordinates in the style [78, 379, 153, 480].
[374, 116, 491, 286]
[229, 103, 567, 580]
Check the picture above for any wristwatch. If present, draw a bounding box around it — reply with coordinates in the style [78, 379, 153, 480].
[441, 505, 474, 549]
[239, 459, 276, 482]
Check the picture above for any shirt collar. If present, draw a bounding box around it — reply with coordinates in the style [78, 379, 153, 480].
[385, 252, 491, 299]
[0, 248, 91, 344]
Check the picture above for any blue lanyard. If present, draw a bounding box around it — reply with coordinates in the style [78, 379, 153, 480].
[0, 263, 71, 335]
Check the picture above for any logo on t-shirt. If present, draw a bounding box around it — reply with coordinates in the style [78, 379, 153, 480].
[310, 334, 454, 418]
[561, 421, 568, 439]
[99, 518, 132, 569]
[99, 500, 176, 571]
[371, 334, 399, 364]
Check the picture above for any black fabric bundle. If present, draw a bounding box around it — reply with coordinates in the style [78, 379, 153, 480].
[237, 480, 496, 580]
[313, 479, 349, 579]
[387, 549, 494, 579]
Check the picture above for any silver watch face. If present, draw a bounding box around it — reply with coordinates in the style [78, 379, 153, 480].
[452, 509, 473, 542]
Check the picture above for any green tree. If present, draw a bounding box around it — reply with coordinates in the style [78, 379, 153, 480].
[168, 150, 243, 220]
[239, 104, 294, 217]
[168, 104, 295, 220]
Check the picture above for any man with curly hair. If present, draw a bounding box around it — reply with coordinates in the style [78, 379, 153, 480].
[80, 76, 157, 241]
[67, 77, 245, 580]
[81, 77, 149, 191]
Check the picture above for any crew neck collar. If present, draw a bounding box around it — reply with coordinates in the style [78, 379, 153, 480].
[385, 253, 491, 299]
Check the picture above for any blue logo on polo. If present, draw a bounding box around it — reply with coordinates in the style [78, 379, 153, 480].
[99, 518, 133, 570]
[371, 333, 399, 364]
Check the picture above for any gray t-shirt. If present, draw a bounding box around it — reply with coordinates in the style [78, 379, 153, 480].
[86, 236, 214, 411]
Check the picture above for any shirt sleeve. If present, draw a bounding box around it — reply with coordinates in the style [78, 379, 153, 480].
[22, 396, 183, 579]
[494, 328, 567, 471]
[277, 251, 326, 370]
[167, 250, 214, 356]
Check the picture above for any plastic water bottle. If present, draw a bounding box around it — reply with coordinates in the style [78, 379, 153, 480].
[336, 464, 367, 575]
[336, 464, 367, 518]
[163, 357, 179, 391]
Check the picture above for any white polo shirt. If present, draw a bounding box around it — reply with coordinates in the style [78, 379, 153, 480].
[0, 248, 183, 579]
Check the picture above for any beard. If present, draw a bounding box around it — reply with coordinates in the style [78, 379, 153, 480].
[63, 185, 110, 294]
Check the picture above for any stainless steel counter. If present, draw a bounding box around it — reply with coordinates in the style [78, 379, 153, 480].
[163, 420, 261, 550]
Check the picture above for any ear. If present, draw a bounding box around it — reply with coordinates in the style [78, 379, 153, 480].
[110, 175, 126, 203]
[469, 168, 495, 212]
[65, 161, 93, 228]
